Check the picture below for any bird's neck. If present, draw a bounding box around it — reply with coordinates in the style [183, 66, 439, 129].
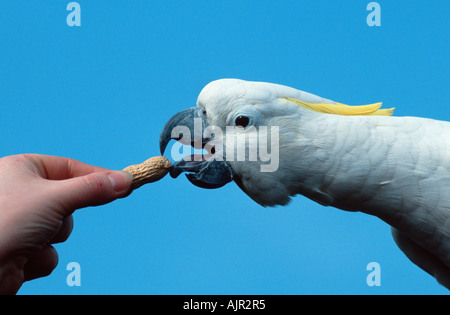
[273, 112, 450, 268]
[293, 113, 450, 252]
[301, 116, 387, 211]
[292, 114, 449, 232]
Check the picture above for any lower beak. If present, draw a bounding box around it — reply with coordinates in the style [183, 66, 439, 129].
[159, 107, 234, 189]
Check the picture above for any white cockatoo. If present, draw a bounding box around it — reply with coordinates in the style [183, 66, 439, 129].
[159, 79, 450, 289]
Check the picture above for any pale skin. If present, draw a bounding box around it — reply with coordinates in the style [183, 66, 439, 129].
[0, 154, 133, 294]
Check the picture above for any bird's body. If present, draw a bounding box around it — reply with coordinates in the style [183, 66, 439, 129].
[160, 79, 450, 288]
[232, 108, 450, 285]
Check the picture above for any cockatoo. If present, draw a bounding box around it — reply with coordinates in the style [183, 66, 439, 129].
[159, 79, 450, 289]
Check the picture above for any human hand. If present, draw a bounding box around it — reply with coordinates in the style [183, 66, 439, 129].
[0, 154, 132, 294]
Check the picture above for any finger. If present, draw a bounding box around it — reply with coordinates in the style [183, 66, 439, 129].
[51, 170, 133, 215]
[23, 245, 59, 281]
[50, 215, 74, 244]
[29, 154, 110, 180]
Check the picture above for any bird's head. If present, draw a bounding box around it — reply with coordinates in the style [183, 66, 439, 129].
[160, 79, 393, 206]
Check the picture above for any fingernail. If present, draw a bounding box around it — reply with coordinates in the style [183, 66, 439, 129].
[108, 171, 133, 192]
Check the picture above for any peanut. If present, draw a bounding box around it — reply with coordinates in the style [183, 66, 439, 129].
[123, 156, 172, 190]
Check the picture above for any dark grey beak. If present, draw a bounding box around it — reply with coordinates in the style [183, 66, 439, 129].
[159, 107, 234, 189]
[159, 107, 206, 155]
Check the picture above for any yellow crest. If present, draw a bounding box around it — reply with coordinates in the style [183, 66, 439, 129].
[281, 97, 394, 116]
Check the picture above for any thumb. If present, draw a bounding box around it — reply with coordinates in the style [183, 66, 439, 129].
[52, 170, 133, 214]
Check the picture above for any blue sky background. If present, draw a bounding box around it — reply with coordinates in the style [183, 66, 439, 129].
[1, 1, 448, 294]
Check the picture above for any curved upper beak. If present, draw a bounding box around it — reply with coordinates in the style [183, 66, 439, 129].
[159, 107, 209, 155]
[159, 107, 234, 189]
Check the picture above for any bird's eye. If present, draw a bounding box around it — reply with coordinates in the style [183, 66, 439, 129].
[202, 109, 207, 116]
[235, 115, 250, 128]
